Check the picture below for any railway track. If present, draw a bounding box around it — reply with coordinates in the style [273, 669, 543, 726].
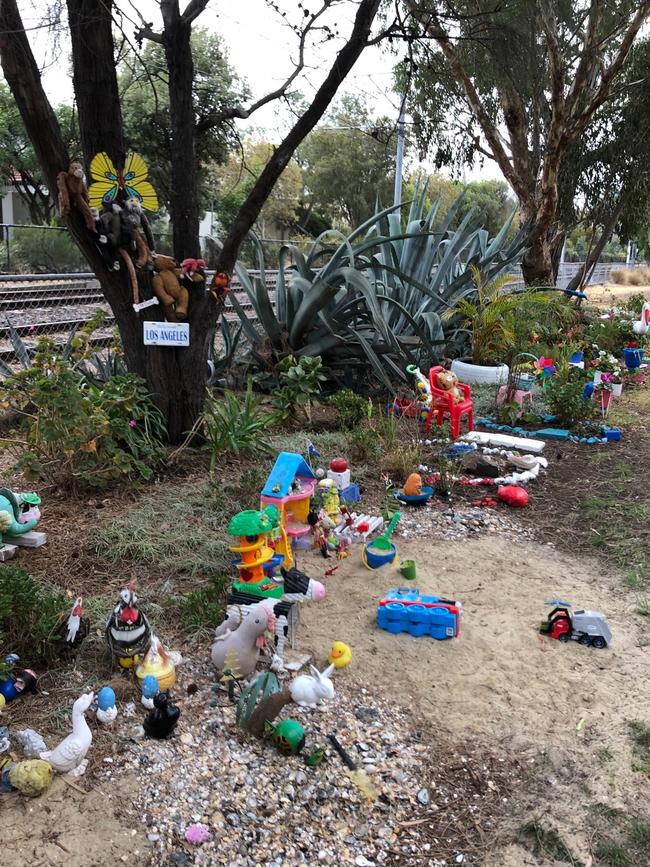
[0, 271, 279, 361]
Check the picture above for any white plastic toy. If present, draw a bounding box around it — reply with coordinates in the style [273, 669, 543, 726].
[289, 664, 335, 708]
[633, 302, 650, 335]
[40, 692, 94, 775]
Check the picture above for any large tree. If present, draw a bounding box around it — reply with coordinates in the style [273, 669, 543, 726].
[403, 0, 650, 285]
[0, 0, 382, 441]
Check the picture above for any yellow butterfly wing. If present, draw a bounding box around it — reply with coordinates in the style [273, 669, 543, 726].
[88, 152, 120, 209]
[123, 152, 159, 211]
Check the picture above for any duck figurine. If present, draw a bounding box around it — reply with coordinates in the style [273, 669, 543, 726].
[40, 692, 94, 774]
[143, 691, 180, 739]
[327, 641, 352, 669]
[105, 581, 151, 668]
[135, 634, 177, 692]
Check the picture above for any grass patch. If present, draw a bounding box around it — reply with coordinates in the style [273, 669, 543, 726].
[518, 819, 582, 864]
[628, 821, 650, 847]
[593, 839, 633, 866]
[588, 802, 623, 819]
[636, 601, 650, 617]
[596, 747, 614, 764]
[629, 720, 650, 778]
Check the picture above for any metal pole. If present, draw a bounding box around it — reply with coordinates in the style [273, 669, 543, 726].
[393, 98, 406, 208]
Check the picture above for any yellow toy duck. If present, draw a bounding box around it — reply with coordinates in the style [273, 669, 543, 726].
[327, 641, 352, 669]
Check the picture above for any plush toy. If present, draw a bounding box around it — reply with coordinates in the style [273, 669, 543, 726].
[152, 254, 189, 322]
[99, 200, 141, 303]
[210, 271, 230, 302]
[436, 370, 464, 403]
[403, 473, 423, 496]
[122, 196, 155, 268]
[56, 162, 96, 232]
[180, 258, 206, 293]
[90, 206, 120, 271]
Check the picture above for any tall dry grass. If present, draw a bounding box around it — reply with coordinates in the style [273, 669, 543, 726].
[610, 267, 650, 286]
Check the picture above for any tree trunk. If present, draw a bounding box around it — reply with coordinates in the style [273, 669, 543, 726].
[565, 199, 626, 293]
[67, 0, 125, 169]
[162, 6, 201, 261]
[520, 230, 554, 286]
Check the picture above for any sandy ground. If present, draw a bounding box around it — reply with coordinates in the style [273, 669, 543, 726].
[587, 281, 650, 305]
[2, 532, 648, 866]
[300, 534, 649, 865]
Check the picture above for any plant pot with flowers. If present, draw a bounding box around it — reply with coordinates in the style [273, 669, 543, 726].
[594, 376, 614, 418]
[624, 341, 644, 370]
[590, 349, 620, 385]
[609, 371, 623, 398]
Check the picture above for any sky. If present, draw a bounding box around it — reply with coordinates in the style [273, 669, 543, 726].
[22, 0, 500, 182]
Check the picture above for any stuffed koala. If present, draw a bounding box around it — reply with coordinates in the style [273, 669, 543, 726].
[436, 370, 464, 403]
[151, 254, 189, 322]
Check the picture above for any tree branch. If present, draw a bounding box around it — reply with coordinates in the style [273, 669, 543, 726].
[215, 0, 381, 276]
[135, 24, 164, 44]
[180, 0, 209, 26]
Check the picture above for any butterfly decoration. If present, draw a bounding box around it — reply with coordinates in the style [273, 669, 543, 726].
[87, 151, 159, 211]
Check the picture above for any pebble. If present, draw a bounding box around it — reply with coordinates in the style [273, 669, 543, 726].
[417, 788, 430, 806]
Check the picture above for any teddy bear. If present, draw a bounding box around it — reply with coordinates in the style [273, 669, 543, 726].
[403, 473, 423, 496]
[436, 370, 464, 403]
[151, 254, 189, 322]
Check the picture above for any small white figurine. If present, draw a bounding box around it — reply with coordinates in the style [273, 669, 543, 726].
[40, 692, 94, 774]
[14, 728, 47, 758]
[289, 664, 335, 709]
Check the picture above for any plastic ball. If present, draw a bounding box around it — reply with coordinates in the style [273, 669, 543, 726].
[0, 694, 5, 710]
[141, 675, 159, 699]
[97, 686, 116, 711]
[0, 678, 17, 702]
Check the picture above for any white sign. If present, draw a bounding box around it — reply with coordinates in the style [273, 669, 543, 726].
[143, 321, 190, 347]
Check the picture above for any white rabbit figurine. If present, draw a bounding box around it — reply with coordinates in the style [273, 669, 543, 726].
[289, 664, 335, 709]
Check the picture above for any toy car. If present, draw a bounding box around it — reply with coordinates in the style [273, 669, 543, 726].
[377, 587, 461, 639]
[540, 599, 611, 649]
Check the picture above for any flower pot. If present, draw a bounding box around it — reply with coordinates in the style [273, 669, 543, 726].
[450, 358, 509, 385]
[593, 370, 610, 386]
[624, 347, 644, 370]
[612, 383, 623, 398]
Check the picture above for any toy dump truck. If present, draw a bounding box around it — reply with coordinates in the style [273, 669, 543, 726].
[540, 600, 611, 649]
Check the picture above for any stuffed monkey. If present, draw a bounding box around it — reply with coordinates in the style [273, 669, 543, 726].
[122, 196, 155, 269]
[210, 271, 230, 302]
[103, 200, 139, 304]
[90, 206, 120, 271]
[56, 162, 95, 232]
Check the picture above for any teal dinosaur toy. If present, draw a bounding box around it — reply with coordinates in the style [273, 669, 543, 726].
[0, 488, 41, 544]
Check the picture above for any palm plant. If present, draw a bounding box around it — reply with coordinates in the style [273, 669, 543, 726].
[217, 185, 528, 389]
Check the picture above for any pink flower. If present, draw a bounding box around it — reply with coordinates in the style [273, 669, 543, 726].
[185, 824, 210, 845]
[129, 419, 136, 428]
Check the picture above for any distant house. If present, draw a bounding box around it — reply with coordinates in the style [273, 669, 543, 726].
[0, 184, 35, 237]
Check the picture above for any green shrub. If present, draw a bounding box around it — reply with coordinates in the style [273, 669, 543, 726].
[585, 316, 632, 356]
[623, 293, 647, 318]
[176, 575, 229, 635]
[200, 379, 274, 469]
[7, 224, 87, 273]
[544, 372, 593, 424]
[0, 339, 166, 489]
[0, 566, 69, 664]
[271, 355, 328, 424]
[329, 389, 368, 430]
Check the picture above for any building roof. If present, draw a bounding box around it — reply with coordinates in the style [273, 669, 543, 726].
[261, 452, 315, 498]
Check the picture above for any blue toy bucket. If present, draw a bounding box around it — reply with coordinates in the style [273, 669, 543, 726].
[362, 541, 397, 570]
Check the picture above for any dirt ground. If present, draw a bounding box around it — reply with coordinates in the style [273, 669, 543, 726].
[587, 281, 650, 305]
[300, 535, 649, 866]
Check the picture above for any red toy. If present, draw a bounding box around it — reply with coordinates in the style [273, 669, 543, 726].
[424, 366, 474, 439]
[330, 458, 348, 473]
[497, 485, 529, 507]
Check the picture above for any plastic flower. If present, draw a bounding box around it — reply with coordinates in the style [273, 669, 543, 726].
[534, 357, 556, 379]
[185, 824, 210, 845]
[129, 419, 136, 428]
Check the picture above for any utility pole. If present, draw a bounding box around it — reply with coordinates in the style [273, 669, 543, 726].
[393, 96, 406, 208]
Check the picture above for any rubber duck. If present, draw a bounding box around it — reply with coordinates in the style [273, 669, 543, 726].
[328, 641, 352, 669]
[143, 691, 180, 739]
[403, 473, 423, 497]
[105, 581, 151, 668]
[136, 634, 177, 692]
[40, 692, 94, 774]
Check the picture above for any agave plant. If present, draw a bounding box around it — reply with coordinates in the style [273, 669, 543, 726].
[216, 186, 528, 389]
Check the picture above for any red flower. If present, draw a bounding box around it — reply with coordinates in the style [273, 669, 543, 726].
[627, 341, 638, 348]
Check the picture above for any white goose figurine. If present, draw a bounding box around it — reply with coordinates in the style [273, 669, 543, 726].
[633, 302, 650, 335]
[40, 692, 94, 773]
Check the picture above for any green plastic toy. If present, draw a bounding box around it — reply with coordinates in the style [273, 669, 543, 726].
[265, 719, 306, 755]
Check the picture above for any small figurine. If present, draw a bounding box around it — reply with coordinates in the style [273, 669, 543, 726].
[55, 595, 89, 660]
[211, 601, 275, 679]
[318, 479, 340, 523]
[0, 658, 38, 703]
[304, 746, 326, 767]
[210, 271, 231, 302]
[96, 687, 117, 725]
[0, 488, 42, 546]
[136, 634, 177, 692]
[40, 692, 94, 774]
[327, 642, 352, 669]
[0, 726, 9, 752]
[13, 728, 47, 758]
[141, 674, 159, 709]
[289, 664, 335, 709]
[265, 719, 306, 755]
[105, 581, 152, 668]
[540, 600, 612, 649]
[336, 536, 350, 560]
[436, 370, 464, 403]
[7, 759, 53, 797]
[403, 473, 423, 497]
[143, 691, 180, 739]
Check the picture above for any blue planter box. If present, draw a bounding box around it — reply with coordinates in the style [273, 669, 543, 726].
[624, 347, 644, 370]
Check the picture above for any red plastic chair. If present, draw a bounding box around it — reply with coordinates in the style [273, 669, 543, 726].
[424, 366, 474, 439]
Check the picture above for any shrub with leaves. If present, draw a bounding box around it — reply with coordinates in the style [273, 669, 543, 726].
[329, 389, 368, 430]
[0, 338, 166, 489]
[198, 379, 275, 469]
[544, 370, 593, 424]
[271, 355, 328, 424]
[0, 566, 69, 664]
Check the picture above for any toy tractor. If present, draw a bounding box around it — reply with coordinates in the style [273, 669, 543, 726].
[540, 600, 611, 649]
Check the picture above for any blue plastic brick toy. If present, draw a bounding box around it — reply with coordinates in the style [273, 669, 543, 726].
[377, 587, 462, 639]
